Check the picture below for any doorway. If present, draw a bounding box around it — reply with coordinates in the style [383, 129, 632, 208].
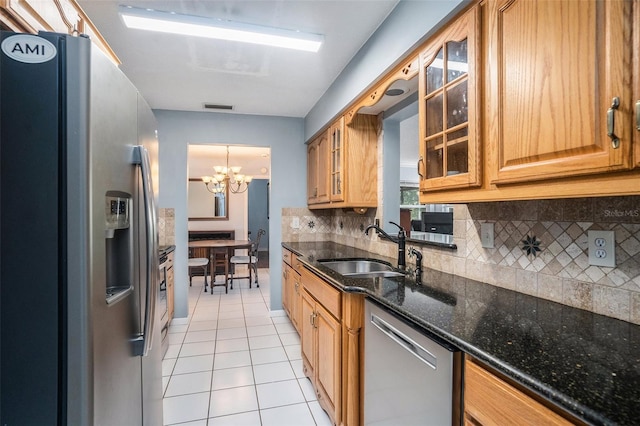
[248, 179, 269, 268]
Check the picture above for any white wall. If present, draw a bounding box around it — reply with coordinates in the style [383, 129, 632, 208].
[304, 0, 467, 140]
[156, 110, 306, 317]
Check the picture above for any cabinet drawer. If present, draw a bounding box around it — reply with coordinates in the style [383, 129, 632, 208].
[465, 360, 573, 426]
[283, 248, 292, 266]
[301, 267, 341, 319]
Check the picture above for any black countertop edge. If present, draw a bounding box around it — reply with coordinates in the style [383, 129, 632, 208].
[159, 245, 175, 255]
[282, 241, 637, 426]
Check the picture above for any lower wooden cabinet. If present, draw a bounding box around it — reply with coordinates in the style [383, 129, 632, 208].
[298, 266, 364, 426]
[464, 359, 578, 425]
[167, 251, 174, 322]
[282, 249, 302, 333]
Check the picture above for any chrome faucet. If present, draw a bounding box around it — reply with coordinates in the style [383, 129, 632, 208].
[408, 247, 423, 284]
[365, 221, 406, 269]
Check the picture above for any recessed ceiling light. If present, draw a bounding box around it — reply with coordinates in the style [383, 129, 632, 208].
[119, 5, 324, 52]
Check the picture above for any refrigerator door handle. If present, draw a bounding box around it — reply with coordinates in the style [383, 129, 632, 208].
[132, 145, 158, 356]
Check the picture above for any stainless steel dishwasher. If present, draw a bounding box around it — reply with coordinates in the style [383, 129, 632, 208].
[364, 299, 461, 425]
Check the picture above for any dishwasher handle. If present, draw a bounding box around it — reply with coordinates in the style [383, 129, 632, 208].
[370, 313, 437, 370]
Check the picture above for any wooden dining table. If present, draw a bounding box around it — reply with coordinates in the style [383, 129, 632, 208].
[188, 239, 252, 280]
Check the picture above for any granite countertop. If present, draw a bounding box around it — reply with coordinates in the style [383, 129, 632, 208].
[283, 241, 640, 426]
[159, 245, 175, 255]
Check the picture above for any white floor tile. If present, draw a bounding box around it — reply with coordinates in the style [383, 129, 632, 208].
[170, 420, 207, 426]
[253, 361, 295, 384]
[208, 385, 258, 418]
[260, 403, 316, 426]
[183, 330, 217, 343]
[162, 376, 169, 395]
[271, 316, 291, 324]
[191, 310, 218, 321]
[284, 344, 302, 361]
[213, 350, 252, 370]
[256, 379, 305, 409]
[162, 392, 209, 425]
[168, 324, 188, 334]
[217, 318, 246, 329]
[275, 322, 296, 335]
[216, 326, 247, 340]
[248, 334, 282, 350]
[244, 309, 270, 318]
[179, 341, 215, 357]
[251, 346, 288, 365]
[215, 337, 250, 354]
[173, 354, 214, 374]
[188, 320, 217, 331]
[279, 332, 300, 346]
[244, 316, 273, 327]
[164, 371, 212, 397]
[162, 358, 177, 377]
[211, 365, 255, 390]
[289, 359, 306, 379]
[298, 377, 317, 401]
[217, 310, 245, 320]
[208, 410, 261, 425]
[246, 324, 277, 337]
[167, 332, 185, 345]
[308, 400, 333, 426]
[164, 344, 181, 360]
[219, 303, 244, 312]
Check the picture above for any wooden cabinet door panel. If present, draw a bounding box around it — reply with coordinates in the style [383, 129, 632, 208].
[315, 304, 341, 423]
[490, 0, 633, 184]
[282, 262, 290, 317]
[300, 290, 315, 378]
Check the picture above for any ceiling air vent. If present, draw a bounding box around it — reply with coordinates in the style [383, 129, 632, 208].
[203, 103, 233, 111]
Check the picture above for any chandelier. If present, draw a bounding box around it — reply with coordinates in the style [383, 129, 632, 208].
[202, 146, 253, 194]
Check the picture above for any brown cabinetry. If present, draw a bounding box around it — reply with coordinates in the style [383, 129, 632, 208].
[307, 132, 330, 204]
[167, 251, 174, 322]
[464, 358, 578, 426]
[298, 266, 364, 426]
[418, 4, 481, 192]
[281, 248, 302, 333]
[489, 0, 634, 185]
[307, 113, 378, 211]
[0, 0, 118, 64]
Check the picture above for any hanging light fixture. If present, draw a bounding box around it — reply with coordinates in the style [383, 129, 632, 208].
[202, 146, 252, 194]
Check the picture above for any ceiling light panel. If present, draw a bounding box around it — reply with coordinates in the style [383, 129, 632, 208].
[119, 5, 324, 52]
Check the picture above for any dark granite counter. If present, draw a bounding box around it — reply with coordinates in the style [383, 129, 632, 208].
[159, 245, 175, 256]
[283, 241, 640, 426]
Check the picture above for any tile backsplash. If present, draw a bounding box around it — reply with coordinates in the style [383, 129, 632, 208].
[158, 207, 175, 246]
[282, 196, 640, 325]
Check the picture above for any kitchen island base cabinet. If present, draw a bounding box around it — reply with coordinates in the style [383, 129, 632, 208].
[464, 359, 580, 426]
[299, 267, 364, 426]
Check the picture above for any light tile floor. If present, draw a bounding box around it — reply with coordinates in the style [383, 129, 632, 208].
[163, 268, 332, 426]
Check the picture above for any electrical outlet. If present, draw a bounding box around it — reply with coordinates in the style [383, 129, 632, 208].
[480, 223, 495, 248]
[588, 230, 615, 267]
[292, 217, 300, 229]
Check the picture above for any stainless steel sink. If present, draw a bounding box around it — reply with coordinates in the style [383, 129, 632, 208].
[319, 259, 405, 278]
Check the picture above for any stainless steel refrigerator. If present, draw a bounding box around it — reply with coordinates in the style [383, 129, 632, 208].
[0, 31, 163, 425]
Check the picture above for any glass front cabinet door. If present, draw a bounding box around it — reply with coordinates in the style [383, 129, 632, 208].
[419, 4, 481, 194]
[329, 117, 344, 202]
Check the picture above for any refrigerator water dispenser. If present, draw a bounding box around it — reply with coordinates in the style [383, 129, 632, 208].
[105, 191, 133, 304]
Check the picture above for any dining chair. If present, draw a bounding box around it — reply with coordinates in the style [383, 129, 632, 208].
[229, 229, 265, 289]
[188, 257, 209, 290]
[209, 249, 229, 294]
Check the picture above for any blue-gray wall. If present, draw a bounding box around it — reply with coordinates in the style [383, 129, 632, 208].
[156, 110, 305, 317]
[248, 179, 270, 251]
[305, 0, 467, 140]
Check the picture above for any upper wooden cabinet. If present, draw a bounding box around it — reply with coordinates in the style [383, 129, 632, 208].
[489, 0, 634, 185]
[0, 0, 119, 64]
[634, 1, 640, 168]
[307, 131, 330, 205]
[418, 4, 482, 192]
[307, 113, 378, 211]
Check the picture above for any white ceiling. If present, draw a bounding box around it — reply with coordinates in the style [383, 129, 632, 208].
[78, 0, 400, 118]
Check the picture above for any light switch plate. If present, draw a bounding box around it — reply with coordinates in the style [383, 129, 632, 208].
[588, 230, 615, 267]
[481, 223, 495, 248]
[292, 217, 300, 228]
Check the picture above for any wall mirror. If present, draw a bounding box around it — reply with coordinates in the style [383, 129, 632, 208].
[188, 178, 228, 220]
